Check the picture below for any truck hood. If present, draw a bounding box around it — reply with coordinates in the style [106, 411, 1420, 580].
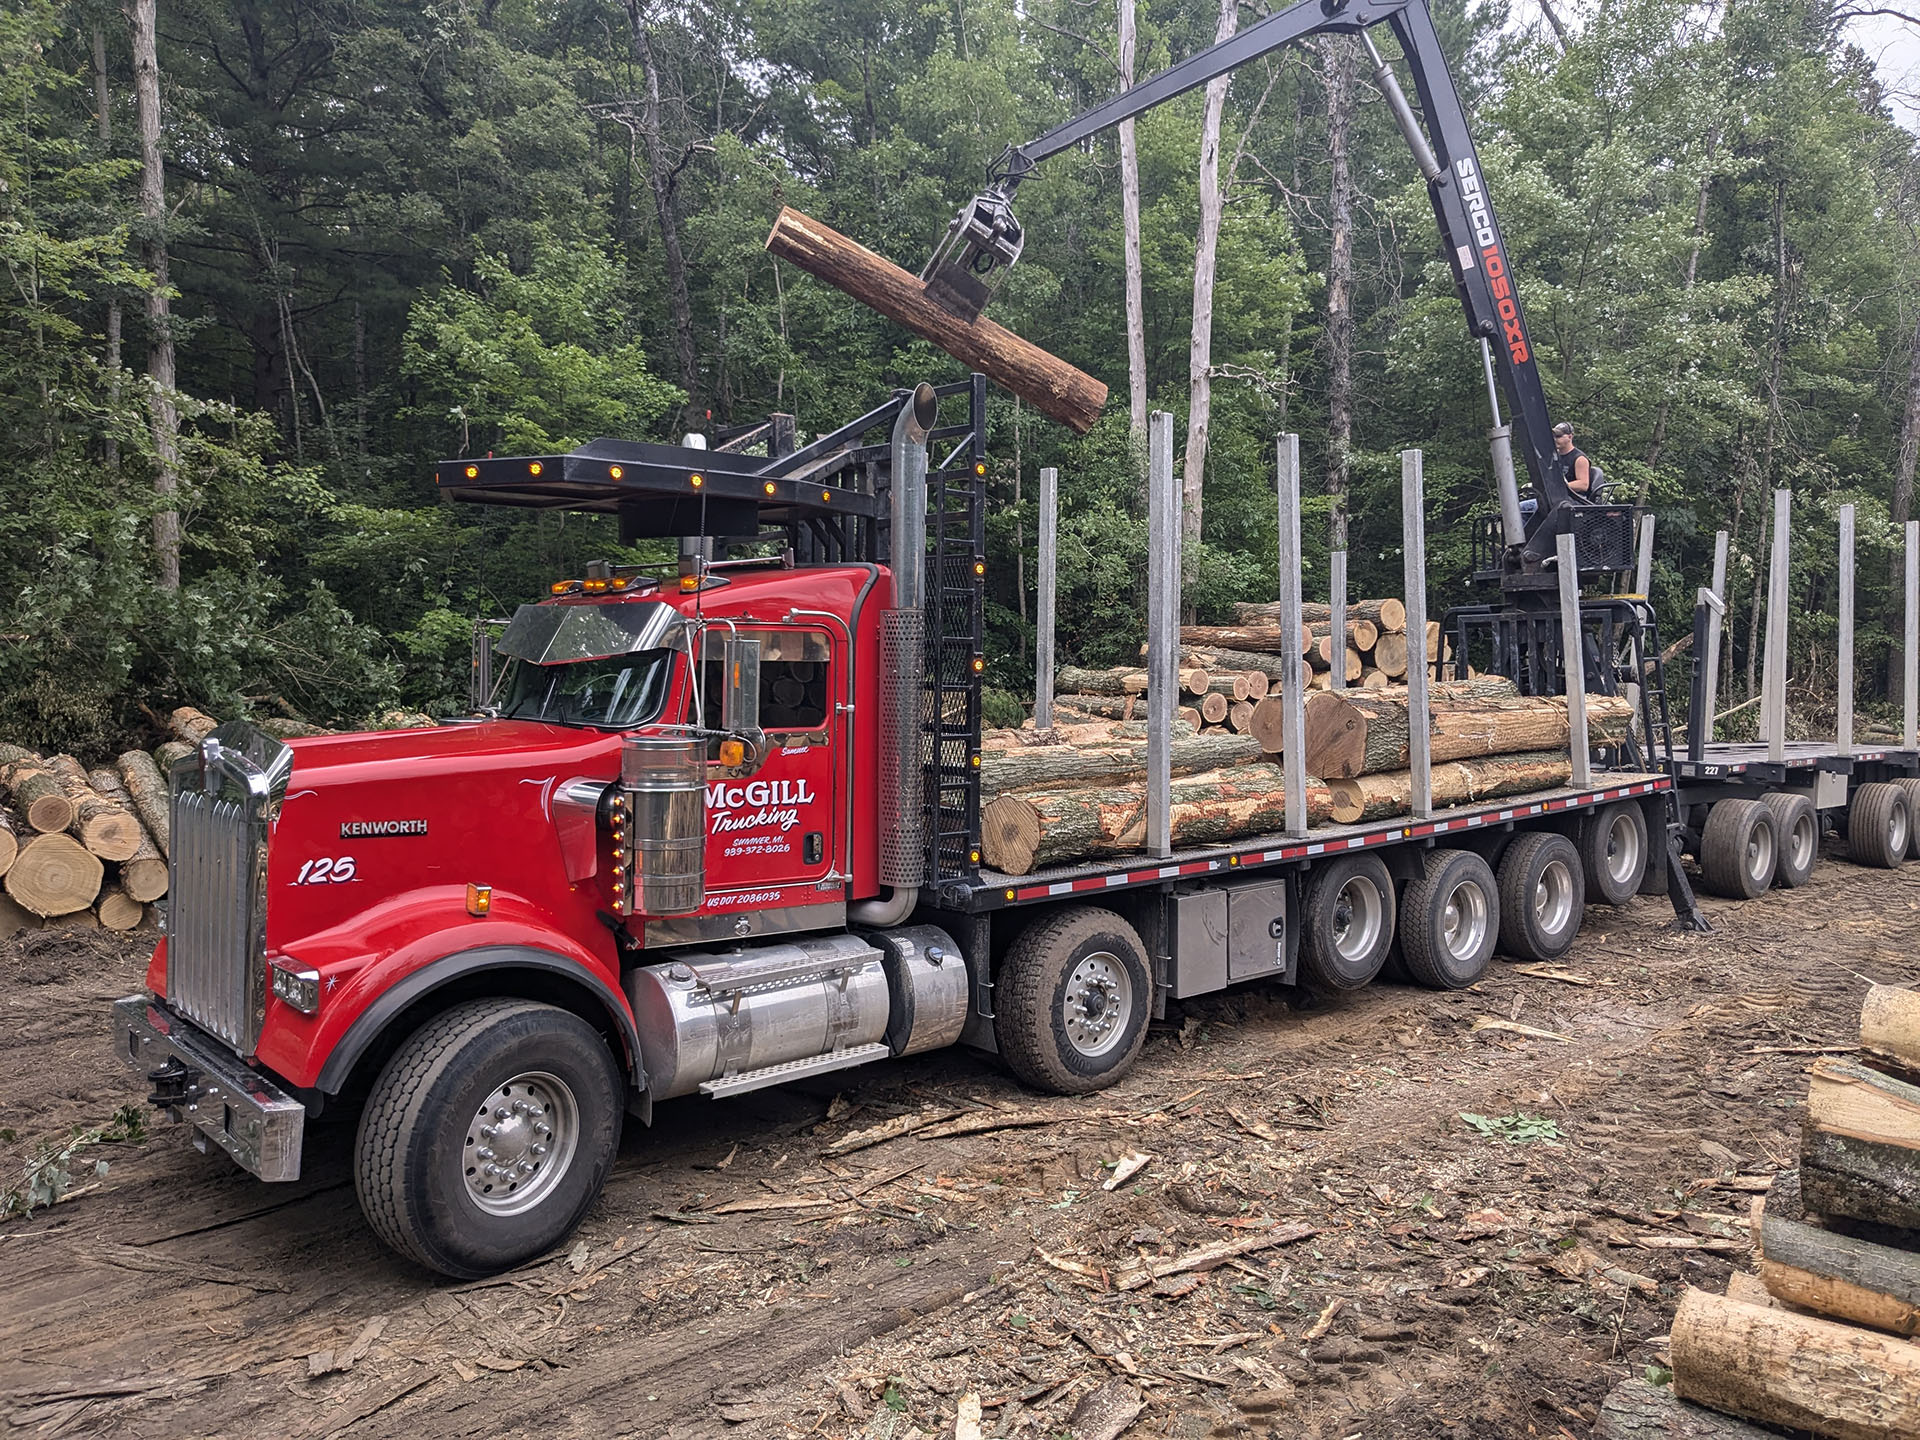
[281, 719, 622, 787]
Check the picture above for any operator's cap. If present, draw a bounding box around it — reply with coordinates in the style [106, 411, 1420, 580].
[1552, 421, 1575, 437]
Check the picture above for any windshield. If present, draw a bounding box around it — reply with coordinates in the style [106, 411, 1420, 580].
[501, 650, 676, 728]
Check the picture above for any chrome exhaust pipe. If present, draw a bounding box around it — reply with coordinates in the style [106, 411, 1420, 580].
[875, 383, 939, 895]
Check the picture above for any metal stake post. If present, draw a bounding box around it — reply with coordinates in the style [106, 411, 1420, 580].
[1556, 531, 1591, 789]
[1401, 450, 1433, 819]
[1146, 413, 1178, 857]
[1329, 549, 1348, 692]
[1702, 530, 1728, 745]
[1634, 512, 1656, 599]
[1034, 466, 1058, 732]
[1908, 521, 1919, 752]
[1761, 490, 1789, 762]
[1838, 504, 1854, 756]
[1276, 435, 1308, 835]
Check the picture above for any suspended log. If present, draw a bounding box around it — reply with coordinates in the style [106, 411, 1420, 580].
[1670, 1285, 1920, 1440]
[1594, 1379, 1786, 1440]
[47, 756, 142, 862]
[1198, 692, 1230, 725]
[1801, 1058, 1920, 1230]
[115, 750, 171, 859]
[1373, 630, 1410, 679]
[981, 764, 1335, 873]
[96, 883, 145, 932]
[1325, 751, 1574, 825]
[170, 706, 220, 744]
[764, 207, 1107, 433]
[1231, 598, 1406, 632]
[0, 891, 40, 935]
[3, 758, 76, 835]
[5, 832, 105, 917]
[1057, 665, 1149, 697]
[1861, 984, 1920, 1074]
[1760, 1202, 1920, 1337]
[1180, 624, 1312, 656]
[981, 732, 1262, 803]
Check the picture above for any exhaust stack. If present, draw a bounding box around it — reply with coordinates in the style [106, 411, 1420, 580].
[876, 384, 940, 894]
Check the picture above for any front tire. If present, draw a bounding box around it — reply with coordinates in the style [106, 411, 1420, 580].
[996, 907, 1150, 1096]
[355, 999, 624, 1279]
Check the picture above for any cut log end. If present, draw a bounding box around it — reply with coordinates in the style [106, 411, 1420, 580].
[4, 832, 105, 917]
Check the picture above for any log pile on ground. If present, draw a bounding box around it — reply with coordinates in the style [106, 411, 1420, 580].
[1614, 982, 1920, 1439]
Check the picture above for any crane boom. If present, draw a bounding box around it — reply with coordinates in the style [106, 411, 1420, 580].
[920, 0, 1562, 546]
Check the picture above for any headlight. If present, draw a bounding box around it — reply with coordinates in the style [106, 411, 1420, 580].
[269, 956, 322, 1015]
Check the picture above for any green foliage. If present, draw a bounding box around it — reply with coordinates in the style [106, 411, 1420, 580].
[2, 1104, 147, 1220]
[1460, 1112, 1563, 1144]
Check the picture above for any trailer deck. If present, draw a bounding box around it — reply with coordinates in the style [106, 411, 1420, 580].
[951, 772, 1671, 912]
[1671, 740, 1919, 782]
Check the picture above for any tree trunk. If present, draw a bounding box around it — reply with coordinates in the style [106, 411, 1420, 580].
[1309, 619, 1380, 653]
[48, 757, 142, 861]
[1182, 0, 1239, 550]
[1053, 694, 1150, 721]
[1198, 692, 1230, 724]
[1594, 1379, 1787, 1440]
[982, 732, 1261, 803]
[1118, 0, 1146, 443]
[1324, 36, 1358, 554]
[1373, 631, 1409, 679]
[982, 763, 1334, 873]
[96, 883, 145, 932]
[3, 760, 78, 835]
[170, 706, 219, 743]
[5, 833, 105, 918]
[623, 4, 700, 411]
[1058, 665, 1150, 697]
[127, 0, 179, 589]
[1759, 1206, 1920, 1337]
[1671, 1285, 1920, 1440]
[1645, 124, 1720, 479]
[1800, 1058, 1920, 1229]
[1862, 983, 1920, 1074]
[1181, 624, 1314, 656]
[1325, 751, 1573, 824]
[1892, 304, 1920, 558]
[1299, 677, 1527, 777]
[765, 209, 1107, 432]
[1232, 598, 1405, 631]
[0, 808, 16, 877]
[154, 740, 192, 770]
[115, 750, 171, 858]
[1748, 176, 1790, 702]
[92, 24, 123, 473]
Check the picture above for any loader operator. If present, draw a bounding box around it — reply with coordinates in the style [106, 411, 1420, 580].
[1521, 421, 1593, 570]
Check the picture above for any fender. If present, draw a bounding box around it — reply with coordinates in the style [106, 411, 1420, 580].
[312, 943, 645, 1098]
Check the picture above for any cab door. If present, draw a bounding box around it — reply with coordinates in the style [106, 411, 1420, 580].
[699, 625, 840, 907]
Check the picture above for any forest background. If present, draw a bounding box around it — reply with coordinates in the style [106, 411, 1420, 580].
[3, 0, 1918, 751]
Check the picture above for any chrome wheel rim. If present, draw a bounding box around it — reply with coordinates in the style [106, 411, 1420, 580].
[1746, 822, 1775, 885]
[1605, 811, 1641, 886]
[1441, 879, 1490, 960]
[1787, 812, 1816, 873]
[1331, 877, 1385, 963]
[463, 1071, 579, 1217]
[1063, 951, 1132, 1057]
[1534, 858, 1575, 936]
[1891, 804, 1910, 858]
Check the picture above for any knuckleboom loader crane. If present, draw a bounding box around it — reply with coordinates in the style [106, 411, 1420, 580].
[922, 0, 1564, 577]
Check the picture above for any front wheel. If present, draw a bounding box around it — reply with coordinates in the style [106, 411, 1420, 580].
[355, 999, 624, 1279]
[996, 907, 1150, 1096]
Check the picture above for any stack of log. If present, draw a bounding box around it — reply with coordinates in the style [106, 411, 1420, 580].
[1601, 983, 1920, 1439]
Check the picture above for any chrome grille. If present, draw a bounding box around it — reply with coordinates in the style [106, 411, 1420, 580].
[165, 724, 293, 1056]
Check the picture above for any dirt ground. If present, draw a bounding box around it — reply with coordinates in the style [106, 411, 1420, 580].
[2, 850, 1915, 1440]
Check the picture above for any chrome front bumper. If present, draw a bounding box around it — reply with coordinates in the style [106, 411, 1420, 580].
[111, 995, 305, 1182]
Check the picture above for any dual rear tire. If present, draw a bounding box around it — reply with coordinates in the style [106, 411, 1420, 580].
[1850, 782, 1912, 870]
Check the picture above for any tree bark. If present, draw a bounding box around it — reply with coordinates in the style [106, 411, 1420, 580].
[982, 763, 1335, 873]
[1181, 624, 1314, 656]
[48, 756, 142, 861]
[0, 808, 16, 877]
[1182, 0, 1239, 550]
[1671, 1285, 1920, 1440]
[1594, 1379, 1787, 1439]
[1800, 1058, 1920, 1228]
[5, 833, 105, 918]
[1759, 1206, 1920, 1337]
[1862, 983, 1920, 1074]
[1324, 37, 1358, 554]
[92, 23, 123, 473]
[154, 740, 193, 770]
[3, 760, 78, 835]
[1748, 176, 1790, 702]
[1232, 598, 1405, 631]
[116, 750, 171, 858]
[170, 706, 219, 743]
[1892, 303, 1920, 555]
[127, 0, 179, 589]
[623, 3, 700, 410]
[1052, 694, 1151, 721]
[1118, 0, 1146, 443]
[1325, 751, 1574, 824]
[765, 209, 1108, 432]
[1058, 665, 1150, 697]
[1299, 677, 1530, 777]
[982, 732, 1262, 803]
[1645, 124, 1720, 478]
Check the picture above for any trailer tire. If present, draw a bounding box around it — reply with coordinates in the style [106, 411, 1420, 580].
[1848, 782, 1911, 870]
[996, 907, 1150, 1096]
[1582, 802, 1647, 906]
[1894, 779, 1920, 858]
[1398, 849, 1498, 989]
[1698, 799, 1778, 898]
[1300, 855, 1397, 990]
[1496, 831, 1585, 962]
[1761, 792, 1818, 887]
[354, 999, 623, 1279]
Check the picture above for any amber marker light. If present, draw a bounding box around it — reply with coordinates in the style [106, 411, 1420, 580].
[582, 578, 609, 594]
[718, 739, 746, 766]
[971, 656, 986, 674]
[763, 482, 777, 496]
[609, 464, 624, 479]
[690, 473, 705, 489]
[609, 576, 630, 591]
[972, 560, 986, 578]
[679, 574, 700, 593]
[974, 461, 987, 476]
[463, 464, 479, 479]
[528, 461, 543, 476]
[465, 883, 492, 917]
[549, 580, 573, 595]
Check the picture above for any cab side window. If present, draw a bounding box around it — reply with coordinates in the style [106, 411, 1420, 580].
[702, 628, 830, 734]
